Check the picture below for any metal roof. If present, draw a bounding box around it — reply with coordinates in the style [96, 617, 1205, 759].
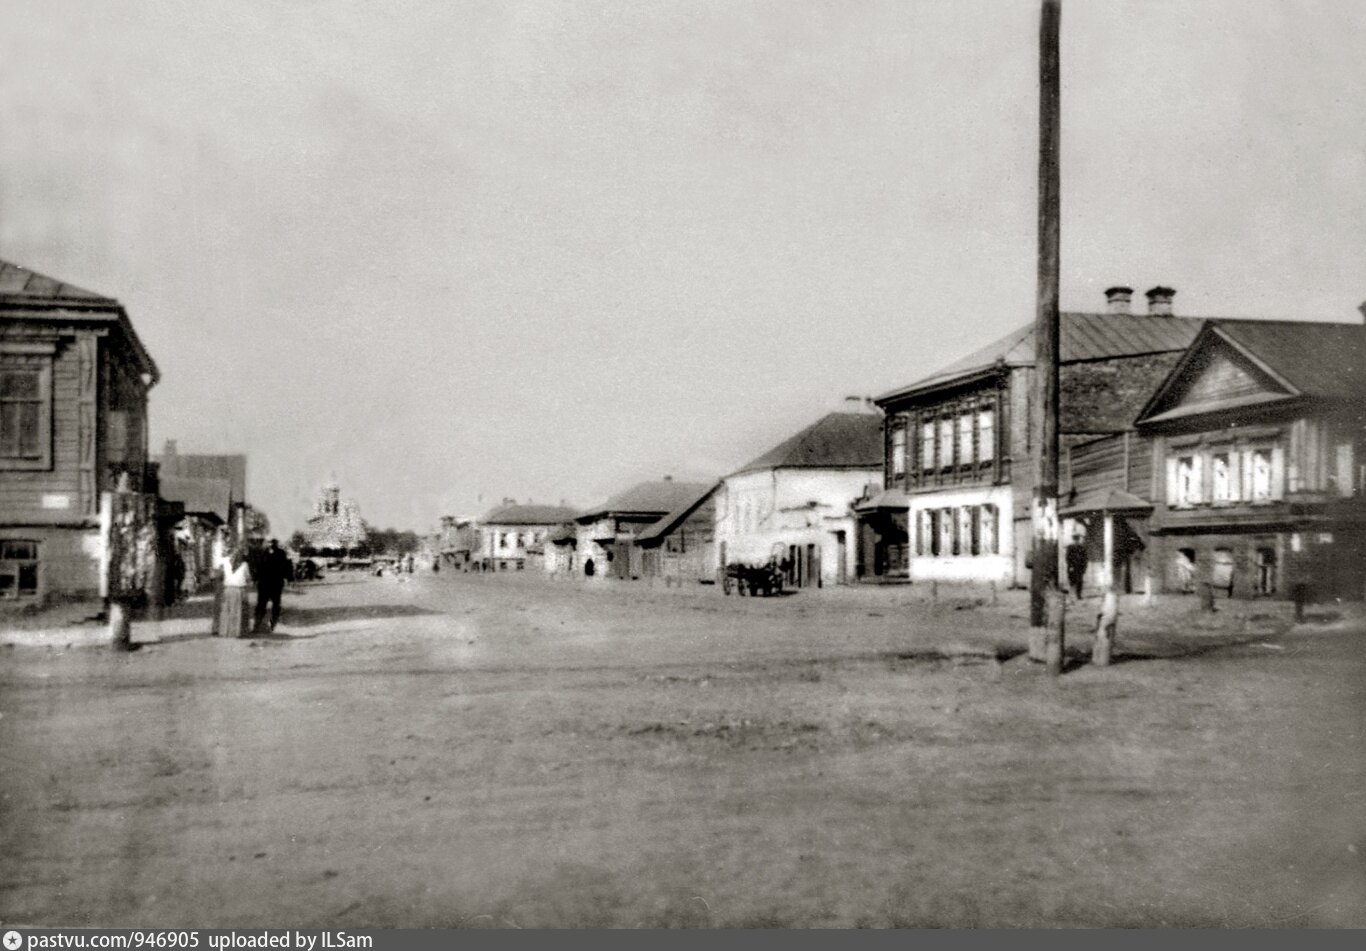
[480, 503, 579, 526]
[876, 312, 1205, 405]
[1211, 320, 1365, 401]
[732, 412, 883, 476]
[576, 479, 713, 523]
[0, 260, 109, 302]
[1136, 319, 1365, 425]
[634, 482, 718, 545]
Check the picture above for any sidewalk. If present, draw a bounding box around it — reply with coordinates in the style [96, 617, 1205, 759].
[2, 594, 221, 649]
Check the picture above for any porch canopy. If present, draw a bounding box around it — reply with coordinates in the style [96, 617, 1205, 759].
[854, 488, 910, 513]
[1060, 487, 1151, 592]
[1059, 487, 1151, 518]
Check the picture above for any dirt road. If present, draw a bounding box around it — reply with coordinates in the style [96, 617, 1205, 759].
[2, 573, 1363, 926]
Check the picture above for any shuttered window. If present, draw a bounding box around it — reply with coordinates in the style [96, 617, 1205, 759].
[0, 364, 51, 468]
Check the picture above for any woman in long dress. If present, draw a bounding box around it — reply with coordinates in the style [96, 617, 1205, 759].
[214, 539, 252, 637]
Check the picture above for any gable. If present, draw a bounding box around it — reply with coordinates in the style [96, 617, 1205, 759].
[1141, 336, 1294, 423]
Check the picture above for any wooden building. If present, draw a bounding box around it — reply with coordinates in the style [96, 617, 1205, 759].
[1133, 319, 1366, 600]
[869, 287, 1203, 587]
[574, 478, 710, 580]
[634, 482, 718, 585]
[0, 260, 159, 603]
[716, 412, 883, 589]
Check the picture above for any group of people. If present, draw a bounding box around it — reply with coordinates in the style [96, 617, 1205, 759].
[213, 532, 294, 637]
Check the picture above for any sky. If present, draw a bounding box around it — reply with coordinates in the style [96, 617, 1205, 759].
[2, 0, 1363, 534]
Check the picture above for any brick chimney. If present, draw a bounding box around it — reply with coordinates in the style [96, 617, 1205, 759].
[1145, 286, 1176, 316]
[1104, 286, 1133, 315]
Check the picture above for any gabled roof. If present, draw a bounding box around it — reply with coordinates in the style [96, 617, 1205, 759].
[876, 312, 1205, 405]
[481, 503, 578, 526]
[1212, 320, 1365, 400]
[731, 412, 883, 476]
[1137, 319, 1365, 426]
[0, 259, 159, 383]
[576, 479, 712, 523]
[635, 482, 718, 545]
[159, 475, 232, 521]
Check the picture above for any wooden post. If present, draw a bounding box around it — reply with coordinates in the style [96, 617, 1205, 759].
[1093, 588, 1118, 666]
[1029, 0, 1064, 677]
[1102, 512, 1115, 590]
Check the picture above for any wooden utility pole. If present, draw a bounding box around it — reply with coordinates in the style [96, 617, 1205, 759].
[1029, 0, 1064, 675]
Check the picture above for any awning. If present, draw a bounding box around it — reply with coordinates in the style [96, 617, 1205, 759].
[854, 488, 910, 513]
[1060, 487, 1153, 518]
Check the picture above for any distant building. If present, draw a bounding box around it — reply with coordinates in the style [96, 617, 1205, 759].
[476, 500, 579, 572]
[153, 440, 247, 509]
[716, 411, 883, 588]
[575, 478, 711, 580]
[0, 260, 159, 602]
[304, 481, 367, 555]
[157, 473, 231, 595]
[436, 515, 478, 570]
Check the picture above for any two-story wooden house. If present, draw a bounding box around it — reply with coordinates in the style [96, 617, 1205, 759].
[0, 260, 159, 603]
[867, 287, 1203, 586]
[1133, 318, 1366, 600]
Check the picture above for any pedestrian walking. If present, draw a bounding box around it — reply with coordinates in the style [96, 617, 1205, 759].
[253, 537, 292, 633]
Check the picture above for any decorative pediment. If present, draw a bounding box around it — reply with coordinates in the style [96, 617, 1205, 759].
[1138, 328, 1297, 426]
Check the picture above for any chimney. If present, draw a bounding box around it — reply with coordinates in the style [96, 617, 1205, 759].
[1144, 286, 1176, 316]
[1104, 286, 1133, 315]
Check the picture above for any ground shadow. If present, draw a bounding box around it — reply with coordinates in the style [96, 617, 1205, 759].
[272, 603, 441, 628]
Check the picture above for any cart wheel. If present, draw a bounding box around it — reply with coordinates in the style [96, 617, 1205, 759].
[722, 574, 732, 596]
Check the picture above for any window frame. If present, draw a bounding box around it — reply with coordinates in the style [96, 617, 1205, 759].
[0, 538, 41, 600]
[0, 347, 54, 471]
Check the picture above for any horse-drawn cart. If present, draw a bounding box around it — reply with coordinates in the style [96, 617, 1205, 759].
[720, 545, 787, 597]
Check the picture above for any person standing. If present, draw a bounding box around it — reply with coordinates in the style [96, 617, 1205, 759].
[1065, 532, 1088, 600]
[253, 538, 292, 633]
[214, 534, 252, 637]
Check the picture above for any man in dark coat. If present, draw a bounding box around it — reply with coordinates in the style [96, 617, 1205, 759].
[1065, 533, 1088, 600]
[253, 538, 293, 633]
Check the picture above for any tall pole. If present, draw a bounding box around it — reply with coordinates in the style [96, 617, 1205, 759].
[1029, 0, 1064, 675]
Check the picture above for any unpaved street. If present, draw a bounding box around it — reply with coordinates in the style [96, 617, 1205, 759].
[2, 574, 1363, 927]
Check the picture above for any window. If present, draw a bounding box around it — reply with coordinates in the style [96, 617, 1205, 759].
[938, 419, 954, 468]
[920, 422, 935, 471]
[978, 409, 995, 463]
[891, 426, 906, 478]
[1250, 449, 1272, 501]
[918, 510, 933, 555]
[958, 506, 974, 555]
[957, 415, 974, 466]
[1212, 452, 1233, 502]
[979, 505, 998, 555]
[939, 508, 954, 556]
[0, 364, 51, 468]
[1176, 455, 1200, 506]
[0, 540, 39, 599]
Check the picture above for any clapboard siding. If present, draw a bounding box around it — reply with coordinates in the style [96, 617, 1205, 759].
[0, 334, 84, 519]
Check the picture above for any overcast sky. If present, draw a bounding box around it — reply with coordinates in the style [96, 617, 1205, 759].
[2, 1, 1363, 534]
